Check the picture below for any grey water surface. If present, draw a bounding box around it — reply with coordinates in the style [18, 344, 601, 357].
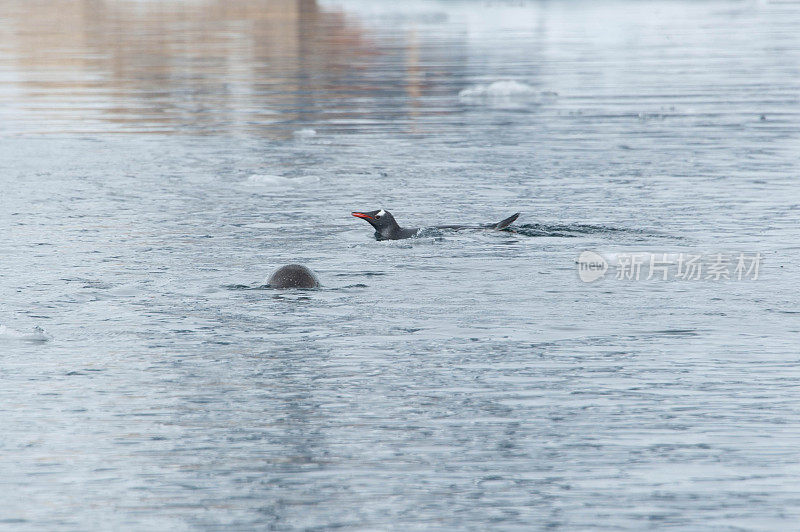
[1, 0, 800, 530]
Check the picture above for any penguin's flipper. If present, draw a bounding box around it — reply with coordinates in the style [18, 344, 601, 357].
[492, 212, 520, 230]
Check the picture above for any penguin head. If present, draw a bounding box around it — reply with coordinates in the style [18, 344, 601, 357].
[352, 209, 399, 235]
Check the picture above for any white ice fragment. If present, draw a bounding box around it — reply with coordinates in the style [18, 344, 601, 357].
[0, 325, 50, 343]
[458, 80, 549, 106]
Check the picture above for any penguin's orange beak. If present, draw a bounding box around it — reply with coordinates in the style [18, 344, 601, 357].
[352, 212, 374, 220]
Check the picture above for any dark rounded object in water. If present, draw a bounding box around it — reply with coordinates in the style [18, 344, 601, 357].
[268, 264, 319, 289]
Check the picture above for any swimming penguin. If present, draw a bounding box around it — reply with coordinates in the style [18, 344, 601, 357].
[351, 209, 520, 241]
[268, 264, 320, 289]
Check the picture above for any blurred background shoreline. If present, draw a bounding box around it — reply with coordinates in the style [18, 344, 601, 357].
[2, 0, 793, 139]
